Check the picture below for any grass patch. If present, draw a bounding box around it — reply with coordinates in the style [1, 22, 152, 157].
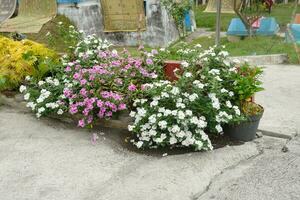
[194, 2, 300, 31]
[173, 35, 299, 63]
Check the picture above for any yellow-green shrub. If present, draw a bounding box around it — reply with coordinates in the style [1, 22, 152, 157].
[0, 36, 58, 91]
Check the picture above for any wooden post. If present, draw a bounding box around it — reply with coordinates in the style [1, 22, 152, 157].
[215, 0, 221, 46]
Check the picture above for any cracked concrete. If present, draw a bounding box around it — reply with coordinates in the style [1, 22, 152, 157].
[0, 106, 260, 200]
[1, 64, 300, 199]
[197, 136, 300, 200]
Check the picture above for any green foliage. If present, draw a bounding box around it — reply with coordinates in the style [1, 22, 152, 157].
[231, 63, 264, 103]
[46, 22, 82, 56]
[160, 0, 192, 35]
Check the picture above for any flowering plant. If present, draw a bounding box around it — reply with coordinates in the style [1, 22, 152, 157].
[129, 46, 244, 150]
[21, 35, 164, 128]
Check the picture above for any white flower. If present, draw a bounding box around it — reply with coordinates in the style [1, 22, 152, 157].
[38, 81, 45, 86]
[160, 48, 166, 52]
[57, 109, 64, 115]
[170, 137, 178, 145]
[161, 92, 169, 98]
[193, 80, 204, 89]
[171, 125, 180, 133]
[19, 85, 26, 93]
[24, 93, 30, 101]
[149, 115, 157, 124]
[209, 69, 220, 76]
[219, 51, 229, 57]
[216, 124, 223, 133]
[53, 79, 60, 86]
[212, 101, 220, 110]
[36, 113, 41, 118]
[164, 109, 172, 116]
[233, 106, 241, 115]
[176, 102, 185, 109]
[136, 141, 143, 148]
[178, 111, 185, 120]
[229, 91, 234, 97]
[58, 21, 63, 25]
[215, 76, 223, 81]
[38, 107, 45, 113]
[189, 93, 198, 102]
[36, 97, 44, 103]
[26, 102, 36, 110]
[137, 108, 147, 117]
[185, 72, 192, 78]
[226, 101, 232, 108]
[158, 107, 166, 113]
[158, 121, 167, 129]
[221, 88, 228, 93]
[190, 116, 199, 125]
[25, 76, 31, 81]
[195, 44, 202, 48]
[112, 49, 118, 55]
[170, 87, 180, 95]
[171, 110, 178, 116]
[128, 125, 135, 131]
[181, 61, 189, 68]
[185, 110, 193, 116]
[176, 131, 185, 138]
[150, 100, 158, 107]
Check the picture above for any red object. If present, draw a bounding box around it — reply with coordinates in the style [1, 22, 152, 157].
[164, 60, 183, 81]
[265, 0, 273, 8]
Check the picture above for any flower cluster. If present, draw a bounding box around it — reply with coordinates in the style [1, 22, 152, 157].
[129, 81, 213, 151]
[129, 46, 244, 150]
[21, 35, 164, 128]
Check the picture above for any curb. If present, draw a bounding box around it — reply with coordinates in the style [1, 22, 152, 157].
[0, 94, 131, 130]
[230, 54, 288, 65]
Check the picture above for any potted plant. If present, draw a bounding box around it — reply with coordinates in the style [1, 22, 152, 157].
[224, 63, 264, 141]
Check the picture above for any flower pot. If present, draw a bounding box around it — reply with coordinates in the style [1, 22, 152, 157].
[164, 60, 183, 81]
[224, 109, 264, 142]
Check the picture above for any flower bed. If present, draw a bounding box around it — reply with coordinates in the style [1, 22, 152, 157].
[19, 28, 264, 152]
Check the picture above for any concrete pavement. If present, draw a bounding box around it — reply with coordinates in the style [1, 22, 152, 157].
[0, 64, 300, 200]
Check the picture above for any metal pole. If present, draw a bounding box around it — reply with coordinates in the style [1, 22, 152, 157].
[215, 0, 221, 46]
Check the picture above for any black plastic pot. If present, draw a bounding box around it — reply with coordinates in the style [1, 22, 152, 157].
[224, 110, 264, 142]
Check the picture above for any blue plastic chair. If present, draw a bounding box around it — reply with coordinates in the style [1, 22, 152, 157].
[285, 24, 300, 44]
[227, 18, 249, 36]
[184, 11, 192, 31]
[256, 17, 279, 36]
[57, 0, 82, 4]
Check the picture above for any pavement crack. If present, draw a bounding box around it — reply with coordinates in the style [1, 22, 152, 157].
[191, 141, 265, 200]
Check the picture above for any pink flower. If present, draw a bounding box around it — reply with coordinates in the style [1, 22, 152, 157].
[73, 73, 80, 80]
[69, 104, 78, 114]
[128, 84, 137, 91]
[118, 103, 127, 110]
[65, 66, 72, 72]
[87, 115, 93, 124]
[99, 51, 107, 58]
[63, 88, 72, 98]
[80, 88, 88, 97]
[78, 119, 85, 128]
[83, 108, 90, 116]
[80, 79, 87, 85]
[105, 111, 113, 117]
[97, 100, 103, 108]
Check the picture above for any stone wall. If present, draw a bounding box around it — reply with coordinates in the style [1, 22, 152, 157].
[58, 0, 180, 47]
